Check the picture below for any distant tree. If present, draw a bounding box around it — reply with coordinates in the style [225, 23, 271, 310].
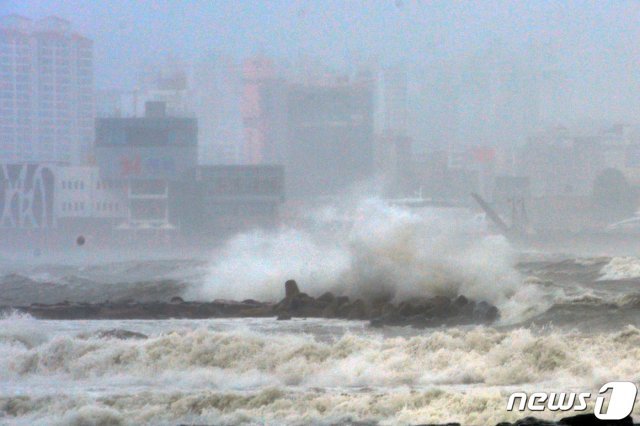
[592, 168, 638, 222]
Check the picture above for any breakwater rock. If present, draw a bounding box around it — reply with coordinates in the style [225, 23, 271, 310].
[5, 279, 499, 327]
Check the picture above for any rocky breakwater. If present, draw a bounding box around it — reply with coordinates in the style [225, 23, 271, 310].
[5, 279, 499, 327]
[274, 280, 499, 328]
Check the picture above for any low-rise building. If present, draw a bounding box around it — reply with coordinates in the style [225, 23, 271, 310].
[55, 165, 126, 231]
[178, 164, 284, 237]
[95, 101, 198, 235]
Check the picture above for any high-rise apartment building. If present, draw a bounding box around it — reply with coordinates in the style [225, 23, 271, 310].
[375, 66, 408, 138]
[0, 15, 94, 165]
[193, 53, 244, 165]
[134, 55, 247, 165]
[241, 56, 287, 165]
[286, 79, 375, 198]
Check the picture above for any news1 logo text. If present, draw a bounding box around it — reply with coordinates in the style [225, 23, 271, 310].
[507, 382, 638, 420]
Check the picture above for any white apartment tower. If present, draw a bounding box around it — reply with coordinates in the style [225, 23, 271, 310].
[0, 15, 94, 165]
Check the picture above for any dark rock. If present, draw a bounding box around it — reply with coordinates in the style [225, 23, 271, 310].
[367, 295, 500, 328]
[12, 277, 499, 327]
[398, 300, 421, 317]
[560, 413, 634, 425]
[369, 315, 392, 328]
[289, 292, 312, 309]
[335, 299, 355, 318]
[237, 305, 273, 317]
[495, 417, 556, 426]
[285, 279, 300, 298]
[274, 279, 336, 318]
[294, 293, 326, 316]
[422, 296, 453, 317]
[277, 313, 292, 320]
[322, 299, 341, 318]
[95, 329, 147, 340]
[212, 298, 245, 305]
[473, 301, 500, 323]
[494, 413, 636, 426]
[275, 291, 310, 313]
[317, 292, 336, 304]
[453, 295, 469, 308]
[347, 299, 368, 320]
[364, 300, 386, 318]
[335, 296, 350, 305]
[412, 423, 461, 426]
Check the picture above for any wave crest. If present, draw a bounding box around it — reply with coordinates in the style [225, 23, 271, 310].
[190, 198, 537, 322]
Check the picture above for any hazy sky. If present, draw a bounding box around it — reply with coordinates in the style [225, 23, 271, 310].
[4, 0, 640, 120]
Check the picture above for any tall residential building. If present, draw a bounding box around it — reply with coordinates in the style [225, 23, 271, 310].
[414, 62, 460, 152]
[0, 15, 94, 164]
[241, 56, 287, 164]
[95, 89, 139, 118]
[135, 55, 247, 165]
[286, 79, 375, 198]
[375, 66, 408, 137]
[373, 66, 413, 195]
[192, 53, 244, 165]
[136, 58, 192, 117]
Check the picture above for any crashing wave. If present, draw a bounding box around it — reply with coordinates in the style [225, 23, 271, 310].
[599, 256, 640, 281]
[1, 324, 640, 425]
[189, 198, 539, 323]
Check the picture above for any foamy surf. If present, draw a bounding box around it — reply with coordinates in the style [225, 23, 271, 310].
[2, 315, 640, 425]
[599, 256, 640, 281]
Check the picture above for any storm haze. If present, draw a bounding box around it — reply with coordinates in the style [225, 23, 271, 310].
[5, 0, 640, 124]
[6, 3, 640, 425]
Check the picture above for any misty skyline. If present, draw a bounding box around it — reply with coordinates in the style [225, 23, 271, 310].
[5, 1, 640, 123]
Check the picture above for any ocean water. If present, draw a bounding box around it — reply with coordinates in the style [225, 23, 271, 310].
[2, 303, 640, 425]
[2, 200, 640, 425]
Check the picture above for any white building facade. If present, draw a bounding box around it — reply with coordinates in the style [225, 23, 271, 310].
[56, 165, 126, 222]
[0, 163, 126, 230]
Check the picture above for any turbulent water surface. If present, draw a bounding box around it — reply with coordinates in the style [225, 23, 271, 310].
[2, 203, 640, 425]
